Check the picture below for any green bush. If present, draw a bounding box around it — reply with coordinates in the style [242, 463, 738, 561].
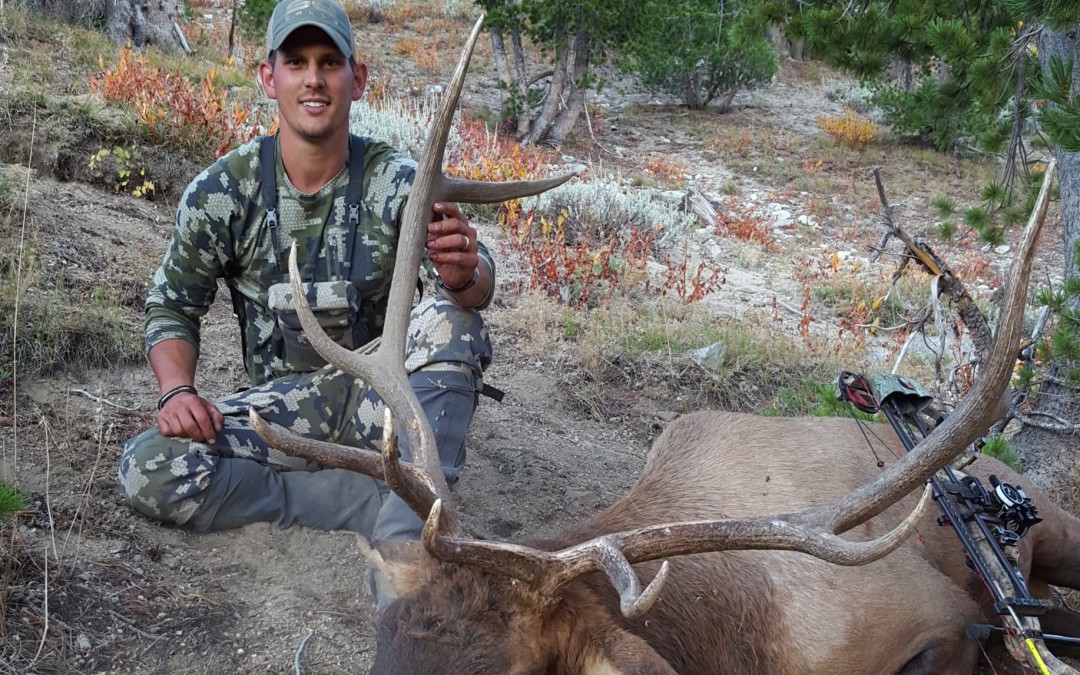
[238, 0, 278, 44]
[980, 434, 1021, 471]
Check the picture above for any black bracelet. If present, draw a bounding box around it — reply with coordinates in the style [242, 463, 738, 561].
[436, 265, 480, 294]
[158, 385, 198, 410]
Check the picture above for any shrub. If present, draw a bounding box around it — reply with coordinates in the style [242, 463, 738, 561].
[237, 0, 277, 44]
[349, 89, 464, 161]
[980, 434, 1021, 471]
[530, 178, 696, 249]
[0, 481, 25, 524]
[817, 107, 875, 147]
[624, 0, 777, 110]
[91, 48, 263, 157]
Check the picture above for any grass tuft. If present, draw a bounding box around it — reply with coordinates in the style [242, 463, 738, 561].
[980, 434, 1021, 471]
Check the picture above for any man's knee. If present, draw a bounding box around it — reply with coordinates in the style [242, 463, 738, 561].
[405, 296, 492, 374]
[118, 426, 214, 526]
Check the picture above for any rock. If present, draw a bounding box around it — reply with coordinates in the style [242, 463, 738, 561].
[76, 634, 92, 652]
[688, 341, 726, 370]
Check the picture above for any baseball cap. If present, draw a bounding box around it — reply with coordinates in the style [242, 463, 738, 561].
[266, 0, 355, 59]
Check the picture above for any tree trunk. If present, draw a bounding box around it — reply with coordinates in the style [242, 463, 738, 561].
[510, 27, 531, 138]
[105, 0, 181, 51]
[523, 34, 570, 145]
[1010, 26, 1080, 515]
[228, 0, 238, 57]
[682, 65, 705, 109]
[545, 30, 593, 145]
[716, 87, 737, 114]
[489, 29, 515, 114]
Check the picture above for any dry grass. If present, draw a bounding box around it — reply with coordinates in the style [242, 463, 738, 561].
[0, 394, 232, 672]
[518, 296, 843, 420]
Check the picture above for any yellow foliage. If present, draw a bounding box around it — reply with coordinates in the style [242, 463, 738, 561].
[817, 108, 874, 148]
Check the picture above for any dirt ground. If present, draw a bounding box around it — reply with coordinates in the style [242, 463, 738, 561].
[1, 8, 1076, 675]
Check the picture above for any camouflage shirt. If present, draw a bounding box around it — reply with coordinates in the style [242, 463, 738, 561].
[145, 134, 494, 387]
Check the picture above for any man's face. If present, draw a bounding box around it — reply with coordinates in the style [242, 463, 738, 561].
[259, 26, 366, 145]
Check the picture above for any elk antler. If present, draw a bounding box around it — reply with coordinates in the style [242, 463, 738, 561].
[420, 161, 1056, 615]
[250, 14, 577, 534]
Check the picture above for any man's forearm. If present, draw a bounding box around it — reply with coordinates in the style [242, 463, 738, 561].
[147, 338, 200, 394]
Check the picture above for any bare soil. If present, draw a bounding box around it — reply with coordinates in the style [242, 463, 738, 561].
[0, 9, 1072, 675]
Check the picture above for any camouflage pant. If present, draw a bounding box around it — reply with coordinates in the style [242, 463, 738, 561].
[118, 296, 491, 532]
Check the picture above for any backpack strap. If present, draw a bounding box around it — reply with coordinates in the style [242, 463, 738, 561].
[259, 133, 285, 284]
[341, 134, 365, 280]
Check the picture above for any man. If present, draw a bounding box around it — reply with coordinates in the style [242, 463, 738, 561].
[119, 0, 494, 552]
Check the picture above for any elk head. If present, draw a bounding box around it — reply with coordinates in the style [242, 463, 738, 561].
[251, 12, 1055, 674]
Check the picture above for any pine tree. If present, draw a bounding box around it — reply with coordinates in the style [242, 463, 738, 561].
[769, 0, 1025, 152]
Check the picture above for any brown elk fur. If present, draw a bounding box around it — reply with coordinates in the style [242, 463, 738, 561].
[367, 412, 1080, 674]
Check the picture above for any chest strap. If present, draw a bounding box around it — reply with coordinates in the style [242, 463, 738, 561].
[258, 134, 366, 283]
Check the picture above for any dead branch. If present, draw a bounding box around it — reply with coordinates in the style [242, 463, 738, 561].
[687, 187, 717, 230]
[870, 167, 995, 364]
[294, 630, 314, 675]
[70, 388, 142, 412]
[1012, 410, 1080, 433]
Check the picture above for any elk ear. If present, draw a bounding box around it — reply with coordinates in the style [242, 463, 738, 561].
[582, 627, 679, 675]
[355, 536, 431, 599]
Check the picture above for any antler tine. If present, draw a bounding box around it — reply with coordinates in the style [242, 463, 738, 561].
[259, 243, 451, 529]
[422, 486, 932, 615]
[442, 174, 578, 205]
[249, 408, 434, 495]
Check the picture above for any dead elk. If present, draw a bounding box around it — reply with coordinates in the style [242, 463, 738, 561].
[250, 14, 1080, 675]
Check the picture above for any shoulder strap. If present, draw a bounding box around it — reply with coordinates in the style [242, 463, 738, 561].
[259, 134, 284, 283]
[342, 135, 366, 279]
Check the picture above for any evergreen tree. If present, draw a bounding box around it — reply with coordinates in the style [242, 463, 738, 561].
[771, 0, 1080, 510]
[480, 0, 780, 144]
[769, 0, 1025, 152]
[623, 0, 777, 111]
[1005, 0, 1080, 510]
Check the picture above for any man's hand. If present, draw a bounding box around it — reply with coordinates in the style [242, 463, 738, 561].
[157, 392, 224, 444]
[147, 339, 222, 444]
[426, 202, 478, 289]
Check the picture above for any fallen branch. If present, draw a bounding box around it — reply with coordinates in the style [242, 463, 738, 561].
[70, 388, 142, 412]
[173, 22, 192, 55]
[687, 187, 717, 231]
[1012, 410, 1080, 433]
[107, 608, 162, 641]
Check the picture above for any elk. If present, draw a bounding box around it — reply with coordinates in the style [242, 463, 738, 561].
[251, 15, 1080, 675]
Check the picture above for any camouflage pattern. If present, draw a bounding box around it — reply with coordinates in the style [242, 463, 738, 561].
[144, 134, 496, 387]
[871, 373, 934, 414]
[120, 295, 491, 526]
